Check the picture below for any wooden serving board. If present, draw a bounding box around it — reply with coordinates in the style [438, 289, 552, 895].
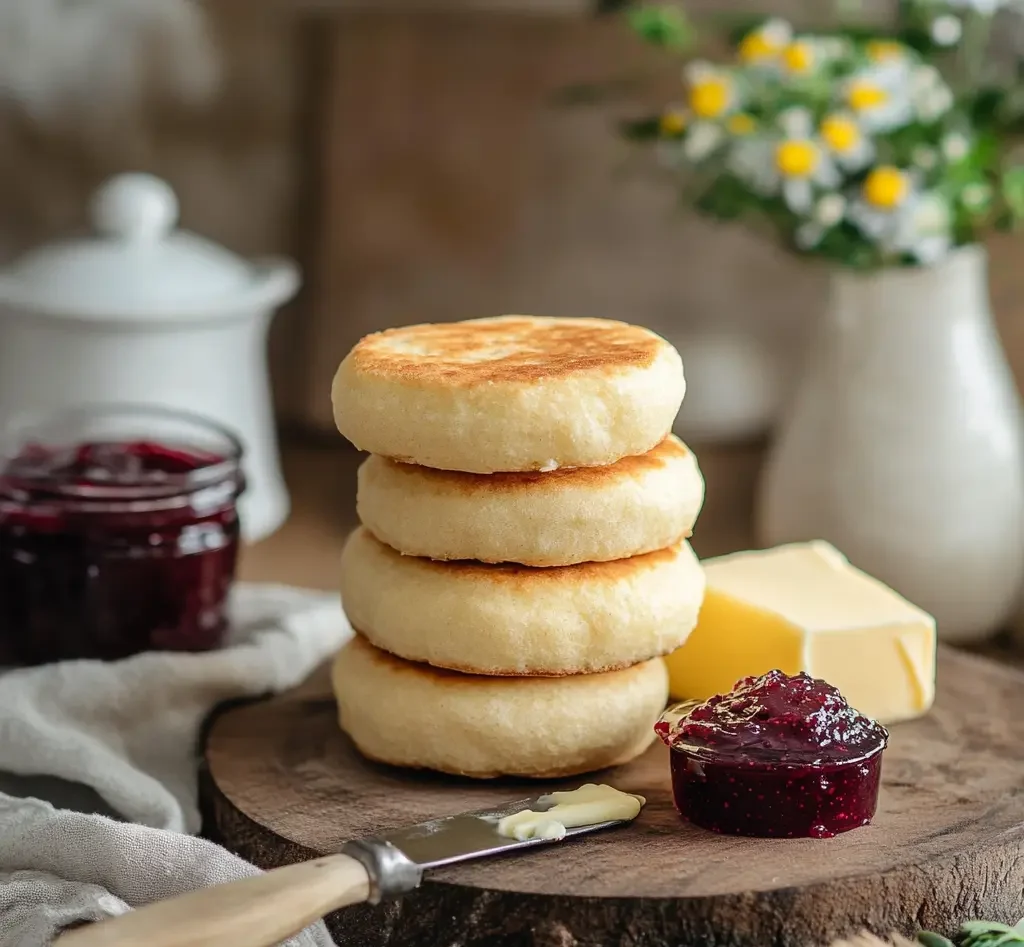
[200, 647, 1024, 947]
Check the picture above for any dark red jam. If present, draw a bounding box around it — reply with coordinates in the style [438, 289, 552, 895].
[655, 670, 888, 839]
[0, 408, 244, 664]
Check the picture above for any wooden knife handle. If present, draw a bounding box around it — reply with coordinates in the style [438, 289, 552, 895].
[54, 853, 371, 947]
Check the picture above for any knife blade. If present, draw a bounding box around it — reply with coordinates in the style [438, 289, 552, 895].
[57, 785, 643, 947]
[373, 791, 627, 870]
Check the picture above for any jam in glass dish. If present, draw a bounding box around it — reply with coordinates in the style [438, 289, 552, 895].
[655, 669, 888, 839]
[0, 406, 245, 664]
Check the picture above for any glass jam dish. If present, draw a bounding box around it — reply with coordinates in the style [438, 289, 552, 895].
[0, 406, 245, 664]
[655, 669, 888, 839]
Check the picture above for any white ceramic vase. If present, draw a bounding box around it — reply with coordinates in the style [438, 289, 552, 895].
[757, 245, 1024, 644]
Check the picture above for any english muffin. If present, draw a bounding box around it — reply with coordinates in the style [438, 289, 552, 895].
[340, 527, 706, 676]
[332, 635, 668, 778]
[357, 435, 704, 566]
[331, 315, 685, 473]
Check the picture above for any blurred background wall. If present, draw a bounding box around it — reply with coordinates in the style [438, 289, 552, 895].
[0, 0, 1021, 435]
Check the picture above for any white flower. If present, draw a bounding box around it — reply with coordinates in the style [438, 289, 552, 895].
[737, 19, 793, 67]
[841, 64, 916, 133]
[961, 182, 994, 210]
[910, 64, 943, 93]
[920, 87, 955, 121]
[864, 40, 916, 67]
[655, 108, 729, 166]
[850, 166, 953, 264]
[816, 193, 848, 226]
[780, 37, 837, 78]
[892, 192, 954, 264]
[727, 138, 779, 197]
[795, 194, 849, 249]
[822, 37, 856, 60]
[684, 122, 727, 162]
[725, 113, 758, 137]
[674, 63, 742, 165]
[849, 166, 914, 237]
[819, 111, 876, 172]
[931, 14, 964, 46]
[911, 66, 956, 122]
[795, 224, 823, 250]
[775, 34, 855, 79]
[780, 38, 817, 77]
[777, 107, 810, 137]
[658, 107, 689, 138]
[766, 108, 843, 214]
[684, 62, 741, 121]
[912, 145, 939, 171]
[942, 132, 971, 162]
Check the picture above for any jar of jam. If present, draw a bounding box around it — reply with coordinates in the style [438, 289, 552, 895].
[0, 406, 245, 664]
[655, 670, 889, 839]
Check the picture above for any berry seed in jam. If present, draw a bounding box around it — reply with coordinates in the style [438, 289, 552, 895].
[0, 407, 244, 665]
[655, 669, 888, 839]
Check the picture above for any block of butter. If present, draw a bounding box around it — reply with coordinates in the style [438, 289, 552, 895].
[664, 541, 936, 724]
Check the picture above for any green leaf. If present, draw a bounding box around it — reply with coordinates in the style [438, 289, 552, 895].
[993, 208, 1015, 231]
[1002, 166, 1024, 219]
[972, 131, 1001, 174]
[898, 25, 939, 56]
[724, 17, 777, 47]
[917, 932, 956, 947]
[815, 221, 884, 269]
[694, 175, 752, 219]
[968, 88, 1009, 128]
[619, 116, 663, 141]
[958, 921, 1024, 947]
[626, 5, 694, 50]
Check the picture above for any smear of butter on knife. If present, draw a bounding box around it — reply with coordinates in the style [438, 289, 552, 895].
[496, 783, 645, 842]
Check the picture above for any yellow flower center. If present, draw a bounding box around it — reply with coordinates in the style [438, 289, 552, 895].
[738, 32, 780, 63]
[848, 81, 890, 113]
[820, 114, 861, 154]
[776, 140, 820, 178]
[863, 166, 910, 209]
[866, 40, 905, 63]
[660, 110, 688, 136]
[727, 113, 757, 136]
[690, 78, 731, 119]
[783, 42, 815, 75]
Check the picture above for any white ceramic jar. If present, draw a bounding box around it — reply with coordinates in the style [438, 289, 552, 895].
[0, 173, 299, 543]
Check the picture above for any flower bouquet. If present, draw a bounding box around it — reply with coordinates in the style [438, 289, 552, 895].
[611, 0, 1024, 644]
[621, 0, 1024, 268]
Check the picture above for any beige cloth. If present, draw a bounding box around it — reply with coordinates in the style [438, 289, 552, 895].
[0, 583, 350, 946]
[0, 795, 334, 947]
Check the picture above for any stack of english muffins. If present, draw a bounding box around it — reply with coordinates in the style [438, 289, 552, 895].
[330, 315, 706, 779]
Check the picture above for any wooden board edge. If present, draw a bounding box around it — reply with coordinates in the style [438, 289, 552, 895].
[199, 753, 1024, 947]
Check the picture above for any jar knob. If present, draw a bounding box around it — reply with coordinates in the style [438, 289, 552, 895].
[91, 173, 179, 243]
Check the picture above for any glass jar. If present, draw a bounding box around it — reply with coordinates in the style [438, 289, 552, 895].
[0, 406, 245, 664]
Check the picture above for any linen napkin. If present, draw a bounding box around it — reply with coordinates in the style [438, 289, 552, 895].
[0, 583, 351, 947]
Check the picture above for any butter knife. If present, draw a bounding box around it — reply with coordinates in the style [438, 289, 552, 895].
[56, 790, 640, 947]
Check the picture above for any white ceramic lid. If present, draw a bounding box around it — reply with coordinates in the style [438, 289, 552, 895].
[0, 173, 299, 323]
